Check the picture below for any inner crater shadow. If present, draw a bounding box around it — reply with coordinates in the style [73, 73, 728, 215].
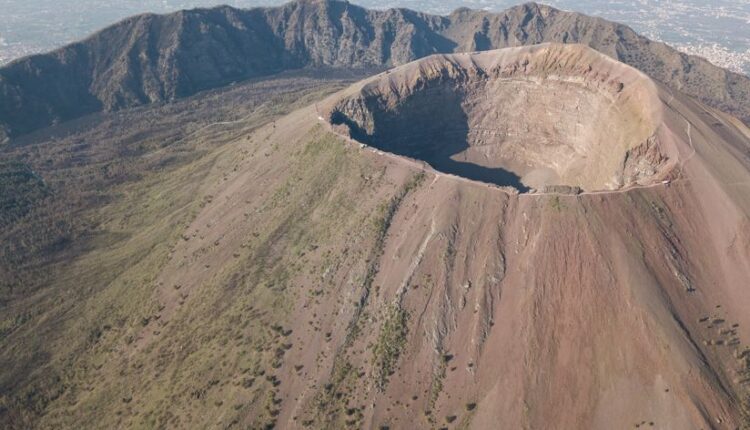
[330, 87, 529, 192]
[432, 154, 529, 192]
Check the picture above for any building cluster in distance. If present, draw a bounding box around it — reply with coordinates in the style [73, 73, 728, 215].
[674, 43, 750, 75]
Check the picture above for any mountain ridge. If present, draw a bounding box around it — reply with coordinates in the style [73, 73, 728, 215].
[1, 0, 749, 142]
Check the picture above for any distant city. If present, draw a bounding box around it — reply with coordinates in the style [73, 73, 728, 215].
[1, 0, 749, 75]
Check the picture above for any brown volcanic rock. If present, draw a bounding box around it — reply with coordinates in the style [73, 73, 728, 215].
[104, 45, 750, 428]
[326, 44, 675, 192]
[2, 45, 750, 429]
[270, 46, 750, 428]
[1, 0, 750, 139]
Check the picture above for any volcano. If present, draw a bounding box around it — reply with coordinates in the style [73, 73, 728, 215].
[2, 11, 750, 430]
[272, 43, 750, 428]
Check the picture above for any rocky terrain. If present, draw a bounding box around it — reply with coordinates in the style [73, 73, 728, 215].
[3, 1, 750, 429]
[327, 44, 672, 192]
[2, 0, 750, 142]
[2, 37, 750, 429]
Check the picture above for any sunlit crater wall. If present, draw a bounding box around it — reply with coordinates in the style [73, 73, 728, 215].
[329, 44, 671, 192]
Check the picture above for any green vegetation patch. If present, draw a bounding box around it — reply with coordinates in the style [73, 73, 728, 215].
[372, 172, 425, 237]
[549, 195, 565, 212]
[372, 305, 409, 390]
[0, 161, 48, 229]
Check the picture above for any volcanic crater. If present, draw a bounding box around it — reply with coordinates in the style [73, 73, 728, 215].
[327, 44, 673, 193]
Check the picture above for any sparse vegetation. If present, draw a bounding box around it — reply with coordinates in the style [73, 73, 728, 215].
[2, 11, 750, 428]
[0, 161, 48, 229]
[549, 195, 565, 212]
[300, 170, 425, 427]
[425, 355, 448, 421]
[373, 305, 409, 390]
[0, 76, 362, 429]
[373, 172, 425, 236]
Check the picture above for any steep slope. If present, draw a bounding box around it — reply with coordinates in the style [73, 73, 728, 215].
[1, 0, 750, 141]
[3, 44, 750, 429]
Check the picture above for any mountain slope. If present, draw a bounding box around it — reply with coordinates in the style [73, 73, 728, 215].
[0, 71, 359, 428]
[3, 43, 750, 429]
[1, 0, 750, 142]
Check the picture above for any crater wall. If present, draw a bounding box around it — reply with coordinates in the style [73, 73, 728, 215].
[328, 44, 672, 192]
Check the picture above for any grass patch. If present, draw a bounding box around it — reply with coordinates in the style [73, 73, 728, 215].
[425, 355, 447, 422]
[372, 172, 425, 237]
[549, 195, 564, 212]
[0, 77, 354, 429]
[372, 305, 409, 390]
[0, 161, 48, 229]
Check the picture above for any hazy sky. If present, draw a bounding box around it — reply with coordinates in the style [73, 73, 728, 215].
[1, 0, 749, 73]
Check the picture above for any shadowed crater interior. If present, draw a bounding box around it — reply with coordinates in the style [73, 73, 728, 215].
[328, 45, 671, 193]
